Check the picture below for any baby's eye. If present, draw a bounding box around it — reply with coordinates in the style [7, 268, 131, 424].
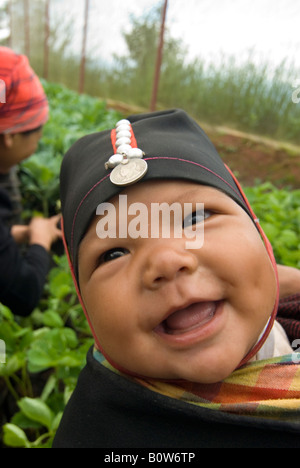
[99, 248, 130, 264]
[183, 209, 212, 228]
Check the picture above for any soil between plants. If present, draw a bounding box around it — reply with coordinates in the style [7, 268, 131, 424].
[207, 126, 300, 189]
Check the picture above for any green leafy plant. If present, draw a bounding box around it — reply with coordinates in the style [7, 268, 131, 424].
[0, 255, 93, 448]
[244, 182, 300, 268]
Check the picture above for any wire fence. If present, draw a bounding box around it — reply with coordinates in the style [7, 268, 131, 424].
[1, 0, 169, 110]
[1, 0, 300, 141]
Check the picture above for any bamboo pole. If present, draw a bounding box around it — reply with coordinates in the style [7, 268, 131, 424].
[24, 0, 30, 57]
[43, 0, 50, 79]
[150, 0, 168, 111]
[7, 0, 12, 48]
[79, 0, 89, 94]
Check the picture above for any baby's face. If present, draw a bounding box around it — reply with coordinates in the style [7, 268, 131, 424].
[78, 180, 277, 383]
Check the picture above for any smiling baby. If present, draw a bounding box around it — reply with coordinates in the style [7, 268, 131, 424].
[53, 109, 300, 448]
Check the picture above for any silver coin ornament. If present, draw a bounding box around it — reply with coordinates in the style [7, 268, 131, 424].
[110, 158, 148, 186]
[105, 119, 148, 186]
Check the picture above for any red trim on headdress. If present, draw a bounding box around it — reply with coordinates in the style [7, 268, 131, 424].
[110, 129, 117, 153]
[110, 125, 138, 154]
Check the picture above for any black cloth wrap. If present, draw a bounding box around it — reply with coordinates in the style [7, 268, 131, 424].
[52, 346, 300, 448]
[60, 109, 252, 279]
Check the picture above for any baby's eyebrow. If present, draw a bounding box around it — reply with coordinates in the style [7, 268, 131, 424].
[170, 186, 221, 205]
[172, 188, 204, 203]
[172, 187, 199, 203]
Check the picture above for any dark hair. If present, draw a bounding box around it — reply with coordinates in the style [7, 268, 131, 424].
[1, 125, 43, 137]
[21, 125, 43, 136]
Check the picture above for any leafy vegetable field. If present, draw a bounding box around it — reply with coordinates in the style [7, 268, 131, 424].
[0, 82, 299, 448]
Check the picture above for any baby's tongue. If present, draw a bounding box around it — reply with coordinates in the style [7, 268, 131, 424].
[165, 302, 216, 331]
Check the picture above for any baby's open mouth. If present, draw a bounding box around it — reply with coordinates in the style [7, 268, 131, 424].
[155, 301, 219, 335]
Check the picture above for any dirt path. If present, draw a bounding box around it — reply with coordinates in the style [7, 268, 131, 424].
[204, 124, 300, 189]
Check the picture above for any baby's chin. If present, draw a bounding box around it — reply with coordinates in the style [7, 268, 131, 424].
[137, 353, 248, 385]
[171, 343, 257, 384]
[173, 362, 241, 385]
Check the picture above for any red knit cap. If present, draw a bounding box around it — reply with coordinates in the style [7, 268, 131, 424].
[0, 47, 49, 134]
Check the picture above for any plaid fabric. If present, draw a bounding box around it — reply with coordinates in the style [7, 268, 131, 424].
[96, 352, 300, 423]
[141, 355, 300, 422]
[0, 47, 48, 134]
[94, 296, 300, 423]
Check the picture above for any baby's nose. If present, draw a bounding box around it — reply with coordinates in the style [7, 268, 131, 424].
[141, 242, 198, 289]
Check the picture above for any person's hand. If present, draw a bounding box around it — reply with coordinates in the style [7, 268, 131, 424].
[11, 224, 30, 244]
[28, 214, 62, 251]
[277, 264, 300, 298]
